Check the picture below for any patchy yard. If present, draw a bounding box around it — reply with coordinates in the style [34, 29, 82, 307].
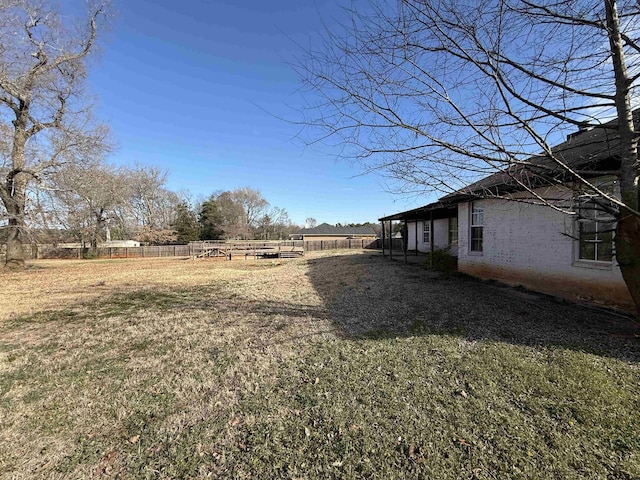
[1, 251, 639, 479]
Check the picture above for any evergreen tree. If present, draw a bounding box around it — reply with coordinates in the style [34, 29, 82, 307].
[198, 198, 224, 240]
[172, 202, 200, 244]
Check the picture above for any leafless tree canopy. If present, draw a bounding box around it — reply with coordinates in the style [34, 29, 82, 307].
[299, 0, 638, 201]
[0, 0, 111, 267]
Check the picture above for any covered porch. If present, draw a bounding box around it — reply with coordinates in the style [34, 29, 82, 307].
[378, 201, 458, 265]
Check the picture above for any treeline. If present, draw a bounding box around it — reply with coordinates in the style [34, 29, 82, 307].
[15, 162, 299, 248]
[176, 188, 299, 243]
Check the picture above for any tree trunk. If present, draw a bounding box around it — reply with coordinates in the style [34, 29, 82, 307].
[3, 106, 29, 269]
[3, 157, 28, 270]
[4, 215, 25, 269]
[606, 0, 640, 316]
[615, 214, 640, 315]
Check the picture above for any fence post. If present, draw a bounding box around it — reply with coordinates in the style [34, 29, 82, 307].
[174, 246, 176, 256]
[109, 247, 112, 259]
[125, 247, 128, 258]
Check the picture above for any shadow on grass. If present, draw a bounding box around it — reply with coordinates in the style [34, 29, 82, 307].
[2, 280, 337, 348]
[4, 252, 638, 363]
[305, 251, 640, 363]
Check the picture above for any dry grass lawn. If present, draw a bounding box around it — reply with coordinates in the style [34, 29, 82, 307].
[1, 251, 639, 479]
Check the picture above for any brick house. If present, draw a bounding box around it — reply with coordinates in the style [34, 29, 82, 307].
[379, 120, 635, 311]
[290, 223, 377, 241]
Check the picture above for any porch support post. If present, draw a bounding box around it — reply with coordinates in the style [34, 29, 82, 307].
[430, 210, 435, 268]
[381, 221, 386, 258]
[389, 221, 393, 261]
[415, 219, 419, 256]
[403, 219, 408, 264]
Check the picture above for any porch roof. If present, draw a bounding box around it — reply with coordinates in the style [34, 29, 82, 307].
[378, 201, 457, 222]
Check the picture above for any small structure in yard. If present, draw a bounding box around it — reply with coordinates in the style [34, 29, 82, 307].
[188, 241, 304, 260]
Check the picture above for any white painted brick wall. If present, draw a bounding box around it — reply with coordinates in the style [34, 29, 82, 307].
[406, 219, 450, 252]
[456, 190, 632, 308]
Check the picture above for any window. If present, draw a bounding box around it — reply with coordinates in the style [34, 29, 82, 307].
[470, 203, 483, 252]
[423, 221, 430, 244]
[449, 217, 458, 246]
[577, 178, 616, 262]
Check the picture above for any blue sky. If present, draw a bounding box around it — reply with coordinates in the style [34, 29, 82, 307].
[86, 0, 430, 225]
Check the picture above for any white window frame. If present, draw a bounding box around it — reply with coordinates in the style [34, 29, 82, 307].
[449, 217, 458, 246]
[470, 202, 483, 253]
[575, 177, 616, 264]
[423, 221, 430, 244]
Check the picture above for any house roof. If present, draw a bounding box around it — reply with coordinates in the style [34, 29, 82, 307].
[378, 202, 457, 222]
[379, 113, 634, 222]
[443, 114, 629, 202]
[296, 223, 377, 236]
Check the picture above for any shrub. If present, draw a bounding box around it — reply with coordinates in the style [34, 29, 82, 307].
[423, 247, 456, 275]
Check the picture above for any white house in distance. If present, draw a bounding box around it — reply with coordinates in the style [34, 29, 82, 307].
[379, 119, 635, 312]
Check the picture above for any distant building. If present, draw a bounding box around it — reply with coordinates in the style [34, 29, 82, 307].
[290, 223, 377, 241]
[57, 240, 141, 248]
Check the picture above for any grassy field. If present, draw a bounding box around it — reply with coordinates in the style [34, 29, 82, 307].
[1, 251, 639, 479]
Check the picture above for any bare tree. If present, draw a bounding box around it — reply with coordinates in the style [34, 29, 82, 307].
[52, 163, 129, 251]
[232, 187, 268, 238]
[128, 165, 180, 243]
[0, 0, 111, 268]
[258, 206, 294, 240]
[305, 217, 318, 229]
[298, 0, 640, 313]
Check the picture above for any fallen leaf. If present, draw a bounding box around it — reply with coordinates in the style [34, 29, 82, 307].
[304, 426, 311, 437]
[102, 450, 118, 462]
[129, 435, 140, 444]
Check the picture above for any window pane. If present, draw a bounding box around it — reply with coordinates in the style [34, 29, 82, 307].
[580, 241, 595, 260]
[471, 203, 483, 226]
[470, 226, 483, 252]
[423, 222, 430, 243]
[598, 240, 613, 262]
[449, 216, 459, 245]
[599, 223, 614, 241]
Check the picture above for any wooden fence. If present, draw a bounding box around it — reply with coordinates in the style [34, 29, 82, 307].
[378, 238, 405, 251]
[303, 238, 378, 251]
[36, 245, 192, 259]
[29, 238, 381, 260]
